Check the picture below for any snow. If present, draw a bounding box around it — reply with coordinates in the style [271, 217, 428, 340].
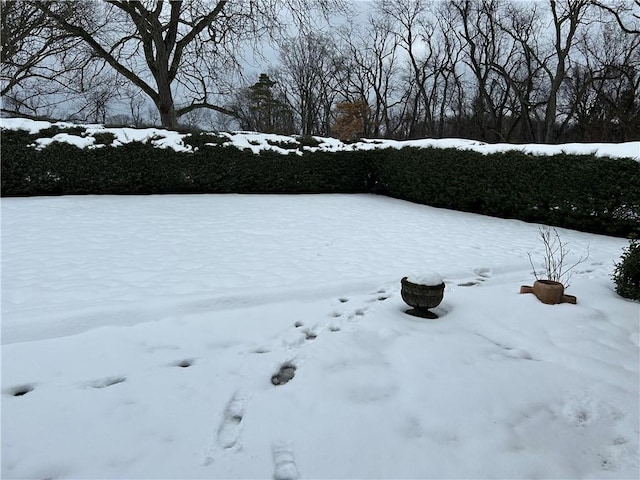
[2, 117, 639, 159]
[2, 193, 638, 479]
[0, 118, 94, 134]
[35, 133, 97, 150]
[405, 272, 444, 286]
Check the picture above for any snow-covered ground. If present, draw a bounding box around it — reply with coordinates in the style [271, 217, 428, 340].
[2, 117, 639, 159]
[2, 193, 638, 479]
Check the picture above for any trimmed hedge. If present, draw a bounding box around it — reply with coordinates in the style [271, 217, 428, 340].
[2, 129, 639, 237]
[0, 130, 370, 196]
[370, 147, 640, 237]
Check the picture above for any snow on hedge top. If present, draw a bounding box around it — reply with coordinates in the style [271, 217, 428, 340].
[2, 117, 639, 159]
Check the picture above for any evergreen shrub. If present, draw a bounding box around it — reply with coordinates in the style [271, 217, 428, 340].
[266, 139, 299, 150]
[295, 135, 321, 148]
[37, 125, 86, 137]
[92, 132, 117, 145]
[182, 132, 228, 149]
[613, 240, 640, 301]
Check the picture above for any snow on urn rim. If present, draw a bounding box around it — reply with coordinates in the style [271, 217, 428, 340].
[404, 272, 444, 286]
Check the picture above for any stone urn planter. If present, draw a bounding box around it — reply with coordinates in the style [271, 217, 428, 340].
[520, 280, 577, 305]
[401, 273, 445, 319]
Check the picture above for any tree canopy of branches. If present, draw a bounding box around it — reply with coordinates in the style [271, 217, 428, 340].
[1, 0, 89, 118]
[2, 0, 639, 143]
[3, 0, 343, 128]
[274, 31, 346, 136]
[318, 0, 640, 143]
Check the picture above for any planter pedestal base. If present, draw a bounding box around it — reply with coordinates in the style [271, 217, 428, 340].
[404, 308, 439, 319]
[520, 285, 577, 304]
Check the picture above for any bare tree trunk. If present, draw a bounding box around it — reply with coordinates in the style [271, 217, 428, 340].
[154, 71, 178, 129]
[543, 0, 589, 143]
[452, 0, 509, 142]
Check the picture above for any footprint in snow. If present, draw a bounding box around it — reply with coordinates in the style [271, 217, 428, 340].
[217, 390, 250, 449]
[562, 392, 626, 429]
[5, 384, 36, 397]
[490, 348, 537, 362]
[507, 349, 536, 361]
[303, 330, 317, 341]
[474, 267, 492, 278]
[90, 376, 126, 389]
[271, 363, 296, 386]
[272, 441, 299, 480]
[173, 359, 194, 368]
[561, 394, 632, 471]
[459, 270, 492, 286]
[368, 294, 390, 303]
[365, 288, 390, 301]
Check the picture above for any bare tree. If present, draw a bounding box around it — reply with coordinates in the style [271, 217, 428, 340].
[592, 0, 640, 35]
[540, 0, 592, 142]
[30, 0, 344, 129]
[124, 86, 150, 126]
[378, 0, 436, 138]
[494, 2, 548, 142]
[430, 2, 467, 138]
[1, 0, 88, 118]
[566, 17, 640, 141]
[450, 0, 516, 142]
[275, 31, 345, 136]
[491, 0, 595, 142]
[363, 15, 404, 138]
[336, 13, 403, 138]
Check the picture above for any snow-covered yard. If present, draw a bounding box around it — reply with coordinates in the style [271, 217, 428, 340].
[1, 193, 638, 479]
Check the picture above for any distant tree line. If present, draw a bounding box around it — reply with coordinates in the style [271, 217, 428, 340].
[2, 0, 639, 144]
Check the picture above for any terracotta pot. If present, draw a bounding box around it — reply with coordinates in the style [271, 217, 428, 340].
[401, 277, 445, 318]
[532, 280, 565, 305]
